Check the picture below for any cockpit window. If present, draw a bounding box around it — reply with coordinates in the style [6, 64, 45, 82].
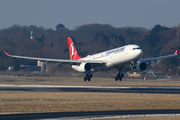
[133, 47, 141, 50]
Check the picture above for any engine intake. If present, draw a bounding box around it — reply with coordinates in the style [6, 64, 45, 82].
[135, 62, 147, 71]
[78, 63, 92, 72]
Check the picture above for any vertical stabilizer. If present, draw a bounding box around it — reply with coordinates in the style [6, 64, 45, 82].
[67, 37, 81, 60]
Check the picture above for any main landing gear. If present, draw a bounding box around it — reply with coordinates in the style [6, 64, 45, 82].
[115, 73, 124, 81]
[84, 73, 93, 82]
[115, 66, 125, 81]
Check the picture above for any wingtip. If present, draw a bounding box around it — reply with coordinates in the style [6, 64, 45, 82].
[4, 51, 10, 56]
[175, 49, 178, 55]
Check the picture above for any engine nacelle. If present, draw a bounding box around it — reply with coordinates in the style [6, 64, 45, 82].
[135, 62, 147, 71]
[78, 63, 92, 72]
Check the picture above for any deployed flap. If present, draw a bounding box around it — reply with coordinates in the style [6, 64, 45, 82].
[4, 51, 105, 65]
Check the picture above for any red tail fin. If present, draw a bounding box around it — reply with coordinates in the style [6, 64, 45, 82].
[67, 37, 81, 60]
[175, 49, 178, 55]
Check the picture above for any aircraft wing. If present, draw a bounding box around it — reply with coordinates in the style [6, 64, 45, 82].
[4, 51, 106, 65]
[138, 50, 178, 62]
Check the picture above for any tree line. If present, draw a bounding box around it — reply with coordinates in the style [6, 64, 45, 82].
[0, 23, 179, 74]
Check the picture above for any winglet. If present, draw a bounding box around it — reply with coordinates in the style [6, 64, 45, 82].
[4, 51, 10, 56]
[175, 49, 178, 55]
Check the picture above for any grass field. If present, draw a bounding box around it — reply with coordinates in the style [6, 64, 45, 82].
[0, 76, 180, 88]
[98, 116, 180, 120]
[0, 76, 180, 118]
[1, 91, 180, 113]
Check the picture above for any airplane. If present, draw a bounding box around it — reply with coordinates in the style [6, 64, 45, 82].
[4, 37, 178, 81]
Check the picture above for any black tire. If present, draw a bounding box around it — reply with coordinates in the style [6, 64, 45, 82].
[87, 77, 91, 81]
[115, 77, 118, 81]
[90, 74, 93, 78]
[121, 73, 124, 78]
[84, 77, 87, 81]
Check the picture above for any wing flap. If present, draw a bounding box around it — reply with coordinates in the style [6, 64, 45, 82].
[139, 50, 178, 62]
[4, 51, 106, 65]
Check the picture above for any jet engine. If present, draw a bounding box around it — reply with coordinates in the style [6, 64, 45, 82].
[78, 63, 92, 72]
[135, 61, 147, 71]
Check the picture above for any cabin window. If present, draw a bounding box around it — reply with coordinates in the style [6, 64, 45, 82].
[132, 47, 141, 50]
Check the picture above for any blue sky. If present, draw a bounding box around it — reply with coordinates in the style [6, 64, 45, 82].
[0, 0, 180, 30]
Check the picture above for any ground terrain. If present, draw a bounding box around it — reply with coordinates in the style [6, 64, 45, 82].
[0, 76, 180, 119]
[0, 75, 180, 88]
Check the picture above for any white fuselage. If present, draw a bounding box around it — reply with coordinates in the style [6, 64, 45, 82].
[72, 44, 143, 72]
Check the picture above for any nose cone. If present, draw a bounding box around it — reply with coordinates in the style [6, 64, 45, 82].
[135, 49, 143, 59]
[139, 49, 143, 58]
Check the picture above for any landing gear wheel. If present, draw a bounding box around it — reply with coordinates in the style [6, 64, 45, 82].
[87, 77, 91, 81]
[115, 73, 124, 81]
[115, 77, 118, 81]
[84, 73, 93, 82]
[89, 74, 93, 78]
[115, 66, 125, 81]
[121, 73, 124, 78]
[84, 77, 87, 82]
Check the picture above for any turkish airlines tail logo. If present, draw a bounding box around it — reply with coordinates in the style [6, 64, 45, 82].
[67, 37, 81, 60]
